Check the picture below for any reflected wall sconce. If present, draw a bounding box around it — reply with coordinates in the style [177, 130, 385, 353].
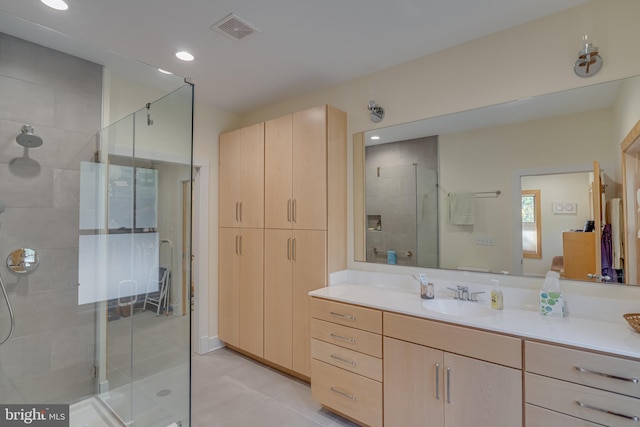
[574, 35, 603, 78]
[368, 100, 385, 123]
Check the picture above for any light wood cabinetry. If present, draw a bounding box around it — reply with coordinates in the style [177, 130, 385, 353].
[217, 227, 264, 357]
[265, 106, 331, 230]
[525, 340, 640, 426]
[562, 231, 597, 281]
[310, 298, 383, 427]
[383, 315, 522, 427]
[262, 105, 347, 377]
[219, 122, 264, 228]
[264, 229, 327, 376]
[219, 105, 347, 379]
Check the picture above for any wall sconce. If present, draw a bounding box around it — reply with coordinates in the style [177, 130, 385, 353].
[368, 100, 385, 123]
[574, 35, 602, 78]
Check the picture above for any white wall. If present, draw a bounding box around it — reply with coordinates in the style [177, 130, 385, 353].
[438, 108, 614, 274]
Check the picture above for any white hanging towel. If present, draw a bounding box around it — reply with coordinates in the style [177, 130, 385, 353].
[606, 198, 623, 269]
[449, 192, 476, 225]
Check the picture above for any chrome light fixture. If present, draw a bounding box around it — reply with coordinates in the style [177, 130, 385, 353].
[574, 35, 602, 78]
[368, 100, 385, 123]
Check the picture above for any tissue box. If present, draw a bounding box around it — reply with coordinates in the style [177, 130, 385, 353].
[540, 291, 565, 317]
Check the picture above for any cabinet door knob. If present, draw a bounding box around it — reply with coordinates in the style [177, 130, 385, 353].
[287, 238, 291, 260]
[292, 199, 297, 222]
[287, 199, 292, 222]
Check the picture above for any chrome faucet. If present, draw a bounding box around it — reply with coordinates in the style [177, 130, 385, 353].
[446, 285, 485, 302]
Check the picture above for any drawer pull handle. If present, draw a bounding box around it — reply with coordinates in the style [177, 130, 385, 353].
[329, 333, 356, 344]
[576, 400, 640, 422]
[330, 311, 357, 320]
[330, 387, 356, 400]
[330, 353, 356, 366]
[435, 363, 440, 400]
[446, 366, 451, 404]
[575, 366, 639, 384]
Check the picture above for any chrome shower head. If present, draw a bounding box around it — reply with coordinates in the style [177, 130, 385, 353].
[16, 125, 43, 148]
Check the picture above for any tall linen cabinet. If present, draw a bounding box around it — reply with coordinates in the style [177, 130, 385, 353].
[218, 122, 265, 357]
[219, 105, 347, 378]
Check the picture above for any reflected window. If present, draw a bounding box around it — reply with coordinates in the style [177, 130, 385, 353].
[522, 190, 542, 259]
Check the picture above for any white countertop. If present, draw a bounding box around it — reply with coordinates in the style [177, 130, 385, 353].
[309, 283, 640, 360]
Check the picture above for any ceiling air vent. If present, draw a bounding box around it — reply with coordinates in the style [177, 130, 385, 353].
[211, 13, 260, 41]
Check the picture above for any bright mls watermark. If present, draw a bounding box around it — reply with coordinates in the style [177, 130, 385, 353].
[0, 405, 69, 426]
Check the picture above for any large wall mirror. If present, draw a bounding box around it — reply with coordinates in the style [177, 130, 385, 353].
[354, 75, 640, 286]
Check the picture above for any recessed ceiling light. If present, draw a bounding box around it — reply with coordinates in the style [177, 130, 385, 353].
[175, 51, 194, 62]
[370, 136, 380, 140]
[41, 0, 69, 10]
[158, 68, 173, 75]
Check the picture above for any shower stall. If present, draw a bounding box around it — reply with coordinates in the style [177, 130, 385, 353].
[0, 32, 193, 426]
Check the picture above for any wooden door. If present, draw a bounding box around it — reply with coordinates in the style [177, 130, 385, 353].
[444, 353, 522, 427]
[218, 227, 240, 347]
[562, 232, 597, 281]
[291, 229, 327, 376]
[238, 228, 264, 357]
[265, 115, 293, 229]
[239, 123, 264, 228]
[264, 229, 293, 369]
[384, 337, 445, 427]
[219, 131, 241, 228]
[292, 106, 327, 230]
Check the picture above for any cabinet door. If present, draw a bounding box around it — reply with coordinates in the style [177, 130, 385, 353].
[218, 227, 240, 347]
[292, 229, 327, 376]
[238, 228, 264, 357]
[219, 132, 241, 228]
[264, 229, 293, 369]
[292, 106, 327, 230]
[384, 337, 444, 427]
[239, 123, 264, 228]
[444, 353, 522, 427]
[265, 115, 293, 229]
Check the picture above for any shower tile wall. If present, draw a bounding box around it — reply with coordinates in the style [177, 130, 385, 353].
[0, 33, 102, 403]
[365, 136, 439, 267]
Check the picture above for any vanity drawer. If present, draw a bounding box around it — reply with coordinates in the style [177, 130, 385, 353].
[311, 318, 382, 357]
[310, 297, 382, 333]
[526, 373, 640, 426]
[311, 359, 382, 427]
[526, 404, 603, 427]
[311, 338, 382, 382]
[384, 312, 522, 368]
[526, 341, 640, 398]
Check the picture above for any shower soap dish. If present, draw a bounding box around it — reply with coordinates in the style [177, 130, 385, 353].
[623, 313, 640, 333]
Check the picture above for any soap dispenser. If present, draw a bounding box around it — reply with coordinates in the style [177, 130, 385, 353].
[490, 279, 503, 310]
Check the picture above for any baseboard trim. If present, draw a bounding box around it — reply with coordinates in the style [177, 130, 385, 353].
[198, 335, 224, 354]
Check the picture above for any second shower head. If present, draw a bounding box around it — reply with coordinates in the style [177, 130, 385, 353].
[16, 125, 43, 148]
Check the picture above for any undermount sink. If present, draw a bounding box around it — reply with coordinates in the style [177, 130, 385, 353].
[421, 299, 496, 317]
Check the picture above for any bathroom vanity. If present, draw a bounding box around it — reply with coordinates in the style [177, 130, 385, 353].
[309, 272, 640, 427]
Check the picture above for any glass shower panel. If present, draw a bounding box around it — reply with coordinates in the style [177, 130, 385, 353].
[365, 164, 418, 266]
[416, 164, 439, 268]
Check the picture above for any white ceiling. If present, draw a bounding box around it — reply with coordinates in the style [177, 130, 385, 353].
[0, 0, 588, 114]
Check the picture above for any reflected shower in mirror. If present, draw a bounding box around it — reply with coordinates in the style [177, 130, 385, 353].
[355, 75, 640, 285]
[364, 136, 439, 267]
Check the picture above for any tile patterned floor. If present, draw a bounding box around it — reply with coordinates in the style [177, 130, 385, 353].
[191, 347, 360, 427]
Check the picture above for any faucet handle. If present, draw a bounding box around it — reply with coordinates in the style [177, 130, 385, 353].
[469, 291, 486, 302]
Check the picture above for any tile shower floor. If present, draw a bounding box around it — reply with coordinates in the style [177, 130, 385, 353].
[192, 347, 359, 427]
